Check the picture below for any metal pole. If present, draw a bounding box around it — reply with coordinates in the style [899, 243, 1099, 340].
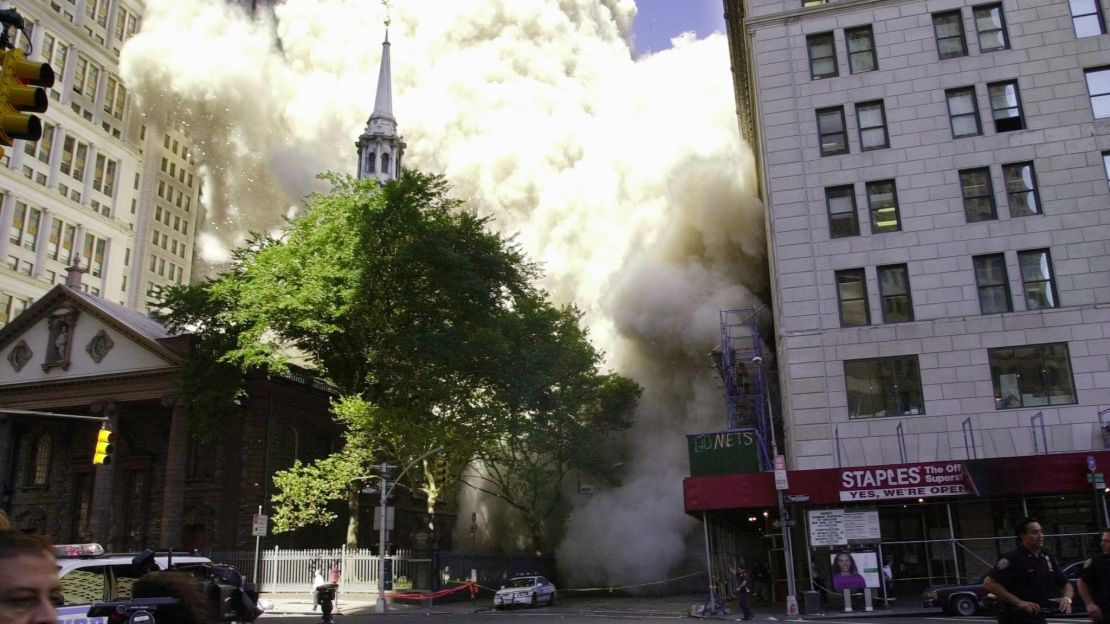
[703, 512, 717, 613]
[756, 354, 798, 616]
[252, 505, 261, 584]
[946, 503, 960, 583]
[1102, 492, 1109, 528]
[376, 462, 389, 613]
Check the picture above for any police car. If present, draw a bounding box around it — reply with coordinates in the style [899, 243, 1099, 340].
[493, 576, 556, 609]
[53, 543, 215, 624]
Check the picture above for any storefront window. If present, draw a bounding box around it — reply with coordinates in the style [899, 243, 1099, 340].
[844, 355, 925, 418]
[988, 343, 1076, 409]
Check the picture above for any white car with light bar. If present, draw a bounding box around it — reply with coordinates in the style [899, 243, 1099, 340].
[50, 543, 234, 624]
[493, 576, 556, 609]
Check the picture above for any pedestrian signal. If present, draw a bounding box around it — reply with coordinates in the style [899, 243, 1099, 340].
[92, 428, 115, 465]
[0, 48, 54, 159]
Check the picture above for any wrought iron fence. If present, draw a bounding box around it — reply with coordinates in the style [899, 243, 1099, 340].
[201, 547, 431, 593]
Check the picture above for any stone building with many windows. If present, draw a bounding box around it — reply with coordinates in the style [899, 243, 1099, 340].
[682, 0, 1110, 598]
[0, 0, 202, 323]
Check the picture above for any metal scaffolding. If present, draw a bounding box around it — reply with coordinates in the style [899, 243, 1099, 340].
[710, 307, 773, 471]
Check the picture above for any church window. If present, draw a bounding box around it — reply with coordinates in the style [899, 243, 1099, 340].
[29, 434, 51, 486]
[367, 152, 375, 174]
[381, 153, 390, 175]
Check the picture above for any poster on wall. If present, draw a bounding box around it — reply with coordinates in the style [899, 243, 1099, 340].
[829, 551, 880, 590]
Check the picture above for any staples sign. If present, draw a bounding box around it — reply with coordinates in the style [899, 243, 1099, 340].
[839, 461, 967, 502]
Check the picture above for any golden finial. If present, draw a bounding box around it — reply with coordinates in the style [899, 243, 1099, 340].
[382, 0, 391, 28]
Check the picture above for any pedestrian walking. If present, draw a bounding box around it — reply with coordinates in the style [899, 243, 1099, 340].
[983, 517, 1073, 624]
[730, 564, 754, 621]
[1078, 528, 1110, 621]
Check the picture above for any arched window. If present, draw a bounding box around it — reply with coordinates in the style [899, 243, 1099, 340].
[381, 152, 390, 175]
[29, 434, 50, 486]
[366, 151, 375, 174]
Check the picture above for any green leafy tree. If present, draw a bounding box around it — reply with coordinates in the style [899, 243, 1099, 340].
[157, 171, 638, 548]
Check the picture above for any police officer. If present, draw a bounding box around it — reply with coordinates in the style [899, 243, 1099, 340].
[984, 517, 1073, 624]
[1077, 528, 1110, 621]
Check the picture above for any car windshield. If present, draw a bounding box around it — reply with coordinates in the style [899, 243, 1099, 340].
[511, 578, 536, 588]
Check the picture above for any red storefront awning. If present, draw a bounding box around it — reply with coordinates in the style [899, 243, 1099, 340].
[683, 450, 1110, 513]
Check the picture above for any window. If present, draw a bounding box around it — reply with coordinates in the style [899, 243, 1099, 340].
[960, 168, 996, 221]
[1086, 67, 1110, 118]
[973, 4, 1009, 51]
[807, 32, 838, 79]
[846, 26, 877, 73]
[381, 152, 390, 174]
[856, 101, 888, 150]
[933, 11, 968, 59]
[60, 564, 106, 605]
[989, 343, 1075, 409]
[1071, 0, 1106, 37]
[1104, 152, 1110, 191]
[836, 268, 870, 327]
[36, 123, 54, 164]
[878, 264, 913, 323]
[1003, 162, 1040, 216]
[82, 234, 107, 278]
[28, 434, 51, 487]
[826, 185, 859, 238]
[48, 218, 77, 263]
[989, 80, 1024, 132]
[103, 76, 126, 120]
[947, 87, 981, 137]
[817, 107, 848, 156]
[844, 356, 924, 418]
[866, 180, 899, 233]
[1018, 249, 1058, 310]
[9, 202, 41, 251]
[72, 54, 99, 100]
[974, 253, 1012, 314]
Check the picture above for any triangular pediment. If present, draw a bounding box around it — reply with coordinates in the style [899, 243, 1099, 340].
[0, 285, 184, 387]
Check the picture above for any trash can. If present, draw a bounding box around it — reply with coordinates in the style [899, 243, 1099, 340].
[804, 590, 822, 614]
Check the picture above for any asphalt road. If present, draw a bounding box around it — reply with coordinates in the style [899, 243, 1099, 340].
[259, 610, 1089, 623]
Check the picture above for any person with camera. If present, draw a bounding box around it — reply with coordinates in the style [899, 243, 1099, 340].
[0, 530, 62, 624]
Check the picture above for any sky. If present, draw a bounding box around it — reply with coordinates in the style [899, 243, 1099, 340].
[120, 0, 762, 588]
[630, 0, 727, 56]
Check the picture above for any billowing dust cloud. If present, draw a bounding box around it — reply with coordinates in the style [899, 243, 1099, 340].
[121, 0, 765, 588]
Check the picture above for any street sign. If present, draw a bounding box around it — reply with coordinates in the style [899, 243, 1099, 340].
[373, 506, 395, 531]
[773, 454, 786, 470]
[786, 494, 810, 503]
[251, 514, 268, 537]
[1090, 455, 1098, 472]
[773, 520, 795, 528]
[774, 468, 789, 490]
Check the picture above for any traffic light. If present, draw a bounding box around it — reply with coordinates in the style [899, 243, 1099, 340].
[92, 428, 115, 465]
[0, 48, 54, 160]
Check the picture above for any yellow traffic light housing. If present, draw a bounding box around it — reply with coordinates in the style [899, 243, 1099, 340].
[0, 48, 54, 159]
[92, 428, 115, 465]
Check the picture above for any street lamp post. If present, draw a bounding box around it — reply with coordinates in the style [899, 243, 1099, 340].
[360, 446, 445, 614]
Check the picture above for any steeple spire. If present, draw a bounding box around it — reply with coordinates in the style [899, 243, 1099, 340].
[356, 7, 405, 185]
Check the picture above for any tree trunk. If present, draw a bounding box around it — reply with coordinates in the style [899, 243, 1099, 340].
[528, 512, 545, 555]
[346, 485, 360, 548]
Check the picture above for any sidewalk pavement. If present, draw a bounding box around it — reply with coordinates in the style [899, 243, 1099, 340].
[258, 591, 945, 619]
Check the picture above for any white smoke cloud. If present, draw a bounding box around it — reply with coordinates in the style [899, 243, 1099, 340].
[121, 0, 764, 587]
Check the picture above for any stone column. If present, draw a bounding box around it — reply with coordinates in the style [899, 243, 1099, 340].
[90, 401, 118, 547]
[159, 399, 188, 548]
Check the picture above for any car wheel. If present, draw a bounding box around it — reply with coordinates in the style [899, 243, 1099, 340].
[952, 595, 977, 617]
[548, 592, 555, 606]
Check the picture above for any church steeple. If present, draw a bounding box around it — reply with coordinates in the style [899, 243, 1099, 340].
[357, 21, 405, 184]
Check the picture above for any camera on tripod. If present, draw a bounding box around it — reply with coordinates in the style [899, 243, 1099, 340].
[87, 598, 181, 624]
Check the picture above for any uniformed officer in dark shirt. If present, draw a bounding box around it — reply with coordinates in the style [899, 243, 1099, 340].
[1078, 528, 1110, 621]
[984, 518, 1073, 624]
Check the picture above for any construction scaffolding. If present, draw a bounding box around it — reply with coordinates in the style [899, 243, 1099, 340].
[710, 307, 774, 471]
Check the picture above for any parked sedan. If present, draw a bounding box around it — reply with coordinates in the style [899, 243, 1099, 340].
[493, 576, 556, 609]
[921, 571, 992, 616]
